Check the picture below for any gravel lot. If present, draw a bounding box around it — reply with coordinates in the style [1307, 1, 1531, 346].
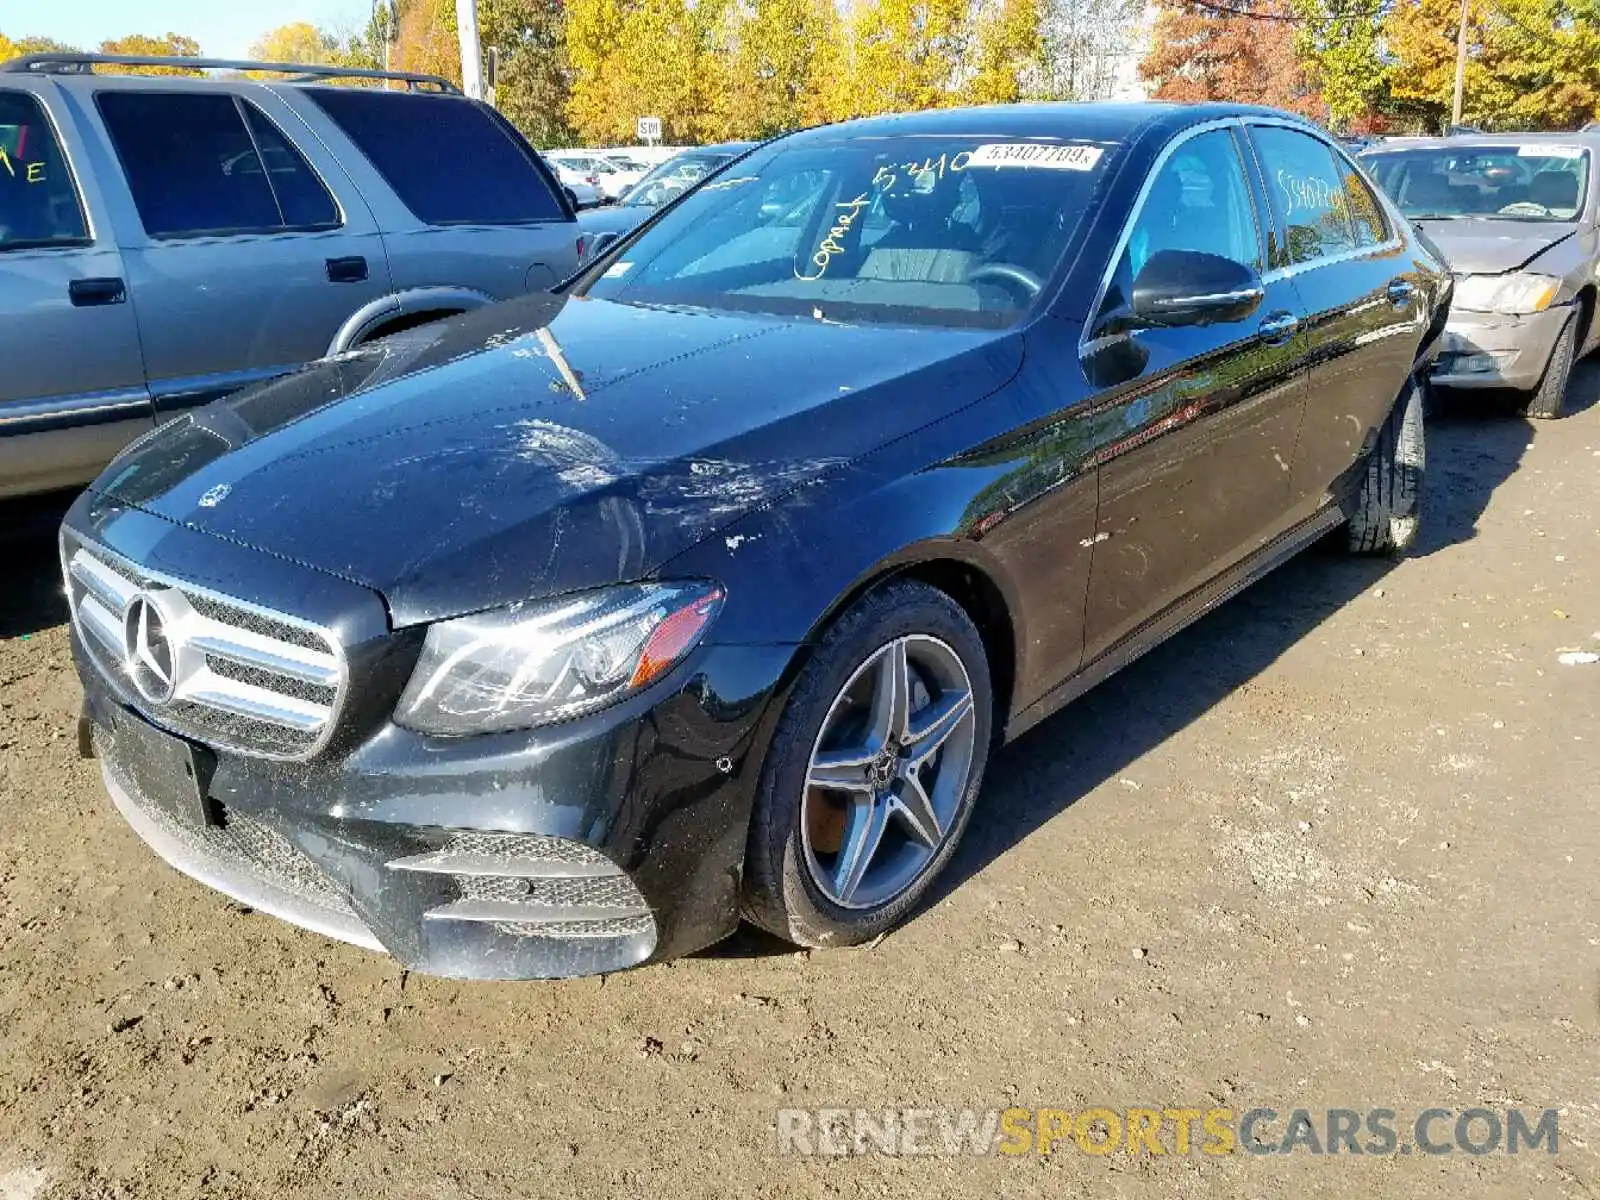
[1, 368, 1597, 1199]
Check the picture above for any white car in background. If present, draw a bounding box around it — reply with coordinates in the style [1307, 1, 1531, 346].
[546, 151, 639, 202]
[540, 155, 602, 209]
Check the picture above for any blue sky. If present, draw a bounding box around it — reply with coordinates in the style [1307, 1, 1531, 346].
[12, 0, 373, 59]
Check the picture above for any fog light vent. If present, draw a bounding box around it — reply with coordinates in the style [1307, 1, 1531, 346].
[388, 832, 652, 940]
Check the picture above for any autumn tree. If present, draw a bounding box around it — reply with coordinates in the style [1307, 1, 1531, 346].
[98, 32, 203, 72]
[965, 0, 1046, 104]
[1382, 0, 1511, 128]
[249, 22, 339, 65]
[1486, 0, 1600, 128]
[716, 0, 832, 137]
[1140, 0, 1321, 117]
[1, 33, 83, 61]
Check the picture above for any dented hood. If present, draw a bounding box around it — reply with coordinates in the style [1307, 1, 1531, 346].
[94, 293, 1020, 626]
[1413, 219, 1576, 275]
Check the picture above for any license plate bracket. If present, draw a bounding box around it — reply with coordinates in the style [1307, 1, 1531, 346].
[104, 705, 219, 828]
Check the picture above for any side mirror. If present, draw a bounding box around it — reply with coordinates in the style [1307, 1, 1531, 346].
[1130, 249, 1264, 328]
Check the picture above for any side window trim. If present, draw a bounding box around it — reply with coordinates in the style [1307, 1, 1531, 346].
[1245, 118, 1403, 282]
[1079, 117, 1255, 349]
[237, 97, 344, 233]
[0, 86, 93, 253]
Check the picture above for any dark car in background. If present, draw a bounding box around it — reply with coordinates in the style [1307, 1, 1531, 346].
[576, 141, 755, 261]
[1361, 132, 1599, 417]
[64, 102, 1448, 980]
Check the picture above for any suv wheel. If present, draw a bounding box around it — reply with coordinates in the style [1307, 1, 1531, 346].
[1347, 378, 1425, 555]
[741, 581, 992, 948]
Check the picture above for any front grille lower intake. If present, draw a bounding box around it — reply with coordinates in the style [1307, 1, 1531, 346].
[388, 833, 655, 942]
[63, 533, 347, 760]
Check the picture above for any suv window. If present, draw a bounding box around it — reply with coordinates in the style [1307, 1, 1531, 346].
[1251, 126, 1364, 265]
[307, 90, 564, 225]
[1096, 128, 1261, 324]
[97, 92, 339, 238]
[0, 91, 90, 250]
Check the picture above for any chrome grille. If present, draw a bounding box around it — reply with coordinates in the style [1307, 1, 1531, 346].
[63, 534, 348, 760]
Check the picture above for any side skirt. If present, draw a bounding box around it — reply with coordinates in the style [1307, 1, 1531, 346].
[1005, 503, 1347, 742]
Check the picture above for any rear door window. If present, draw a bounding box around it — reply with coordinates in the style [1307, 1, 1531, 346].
[1250, 125, 1360, 265]
[97, 91, 340, 238]
[307, 89, 564, 225]
[0, 90, 90, 250]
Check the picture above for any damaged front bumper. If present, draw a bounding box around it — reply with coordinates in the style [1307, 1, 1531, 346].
[1430, 303, 1572, 390]
[67, 500, 793, 981]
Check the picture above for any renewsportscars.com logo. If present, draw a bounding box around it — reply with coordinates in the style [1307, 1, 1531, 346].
[775, 1107, 1561, 1158]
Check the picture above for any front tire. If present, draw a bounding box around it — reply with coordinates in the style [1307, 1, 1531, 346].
[1523, 312, 1576, 420]
[1347, 378, 1425, 555]
[741, 580, 993, 948]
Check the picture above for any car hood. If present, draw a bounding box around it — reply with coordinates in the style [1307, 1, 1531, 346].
[93, 293, 1021, 627]
[1413, 219, 1576, 274]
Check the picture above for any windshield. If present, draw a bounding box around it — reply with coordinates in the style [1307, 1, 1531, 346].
[1363, 145, 1590, 221]
[624, 152, 737, 207]
[579, 134, 1113, 329]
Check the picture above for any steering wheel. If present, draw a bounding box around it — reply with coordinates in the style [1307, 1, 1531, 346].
[1498, 201, 1552, 216]
[966, 263, 1044, 301]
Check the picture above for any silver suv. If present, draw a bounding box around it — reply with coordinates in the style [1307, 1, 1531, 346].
[0, 53, 580, 498]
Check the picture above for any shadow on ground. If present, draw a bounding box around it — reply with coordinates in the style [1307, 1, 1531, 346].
[713, 375, 1561, 959]
[0, 489, 77, 640]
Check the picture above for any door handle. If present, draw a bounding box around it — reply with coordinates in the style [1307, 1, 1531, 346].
[1386, 278, 1416, 307]
[325, 256, 369, 284]
[1258, 311, 1298, 343]
[68, 277, 125, 307]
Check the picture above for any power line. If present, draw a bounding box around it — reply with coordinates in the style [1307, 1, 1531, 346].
[1180, 0, 1387, 22]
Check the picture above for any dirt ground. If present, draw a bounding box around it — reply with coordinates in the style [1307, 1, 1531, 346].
[1, 366, 1597, 1199]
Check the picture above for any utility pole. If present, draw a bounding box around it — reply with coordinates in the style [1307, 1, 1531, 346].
[1451, 0, 1469, 127]
[373, 0, 397, 73]
[456, 0, 484, 99]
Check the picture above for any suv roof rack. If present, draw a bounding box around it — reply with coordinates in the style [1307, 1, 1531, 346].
[0, 53, 461, 94]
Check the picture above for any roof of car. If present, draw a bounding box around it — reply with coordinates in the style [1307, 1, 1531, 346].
[782, 102, 1322, 146]
[1365, 131, 1600, 153]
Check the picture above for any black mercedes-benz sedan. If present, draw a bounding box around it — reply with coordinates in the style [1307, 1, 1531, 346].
[63, 103, 1449, 980]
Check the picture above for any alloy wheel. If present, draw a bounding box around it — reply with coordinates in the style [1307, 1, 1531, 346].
[800, 634, 978, 910]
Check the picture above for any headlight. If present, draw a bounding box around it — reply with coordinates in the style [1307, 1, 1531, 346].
[1451, 273, 1561, 314]
[395, 582, 724, 735]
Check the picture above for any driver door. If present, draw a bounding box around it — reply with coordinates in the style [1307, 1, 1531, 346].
[1079, 125, 1310, 663]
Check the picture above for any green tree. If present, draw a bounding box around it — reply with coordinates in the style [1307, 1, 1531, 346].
[1489, 0, 1600, 128]
[1291, 0, 1388, 128]
[480, 0, 575, 146]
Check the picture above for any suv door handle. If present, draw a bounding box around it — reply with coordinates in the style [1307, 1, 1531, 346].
[1386, 278, 1416, 307]
[325, 256, 369, 284]
[1258, 311, 1299, 343]
[69, 277, 126, 307]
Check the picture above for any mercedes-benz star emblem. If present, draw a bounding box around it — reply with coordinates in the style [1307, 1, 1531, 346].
[123, 592, 178, 704]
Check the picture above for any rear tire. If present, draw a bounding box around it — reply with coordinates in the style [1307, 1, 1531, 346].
[741, 580, 993, 949]
[1523, 312, 1576, 420]
[1347, 378, 1425, 555]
